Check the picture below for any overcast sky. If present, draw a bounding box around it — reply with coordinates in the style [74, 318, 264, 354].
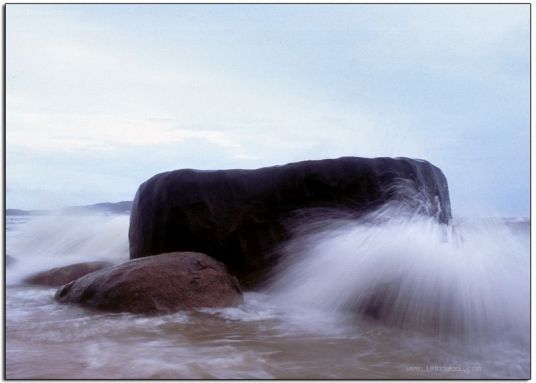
[6, 4, 530, 217]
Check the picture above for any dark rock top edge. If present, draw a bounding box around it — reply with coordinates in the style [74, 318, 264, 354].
[141, 156, 437, 183]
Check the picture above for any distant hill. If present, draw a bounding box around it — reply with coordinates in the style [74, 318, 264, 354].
[6, 201, 133, 216]
[5, 208, 46, 216]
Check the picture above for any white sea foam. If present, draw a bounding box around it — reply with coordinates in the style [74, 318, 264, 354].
[4, 206, 530, 378]
[6, 215, 130, 284]
[268, 203, 529, 343]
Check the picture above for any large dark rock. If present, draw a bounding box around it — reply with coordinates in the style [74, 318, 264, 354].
[54, 252, 243, 314]
[129, 157, 451, 287]
[25, 261, 113, 286]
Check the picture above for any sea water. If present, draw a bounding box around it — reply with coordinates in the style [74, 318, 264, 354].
[5, 210, 530, 379]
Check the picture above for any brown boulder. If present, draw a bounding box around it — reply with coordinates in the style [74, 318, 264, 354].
[54, 252, 243, 314]
[25, 261, 113, 286]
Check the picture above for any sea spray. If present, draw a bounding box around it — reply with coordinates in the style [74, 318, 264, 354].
[5, 209, 530, 378]
[6, 215, 130, 284]
[267, 202, 529, 343]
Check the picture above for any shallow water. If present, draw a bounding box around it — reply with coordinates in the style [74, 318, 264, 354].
[5, 214, 530, 379]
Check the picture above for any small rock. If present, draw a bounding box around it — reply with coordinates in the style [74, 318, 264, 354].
[54, 252, 243, 314]
[25, 261, 113, 286]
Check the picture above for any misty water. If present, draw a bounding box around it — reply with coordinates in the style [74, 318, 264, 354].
[5, 210, 530, 379]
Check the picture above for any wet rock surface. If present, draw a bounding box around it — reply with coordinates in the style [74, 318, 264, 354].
[55, 252, 243, 314]
[129, 157, 451, 287]
[25, 261, 113, 286]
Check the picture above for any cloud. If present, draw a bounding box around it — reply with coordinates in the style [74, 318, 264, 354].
[6, 4, 530, 215]
[7, 111, 254, 158]
[7, 13, 426, 162]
